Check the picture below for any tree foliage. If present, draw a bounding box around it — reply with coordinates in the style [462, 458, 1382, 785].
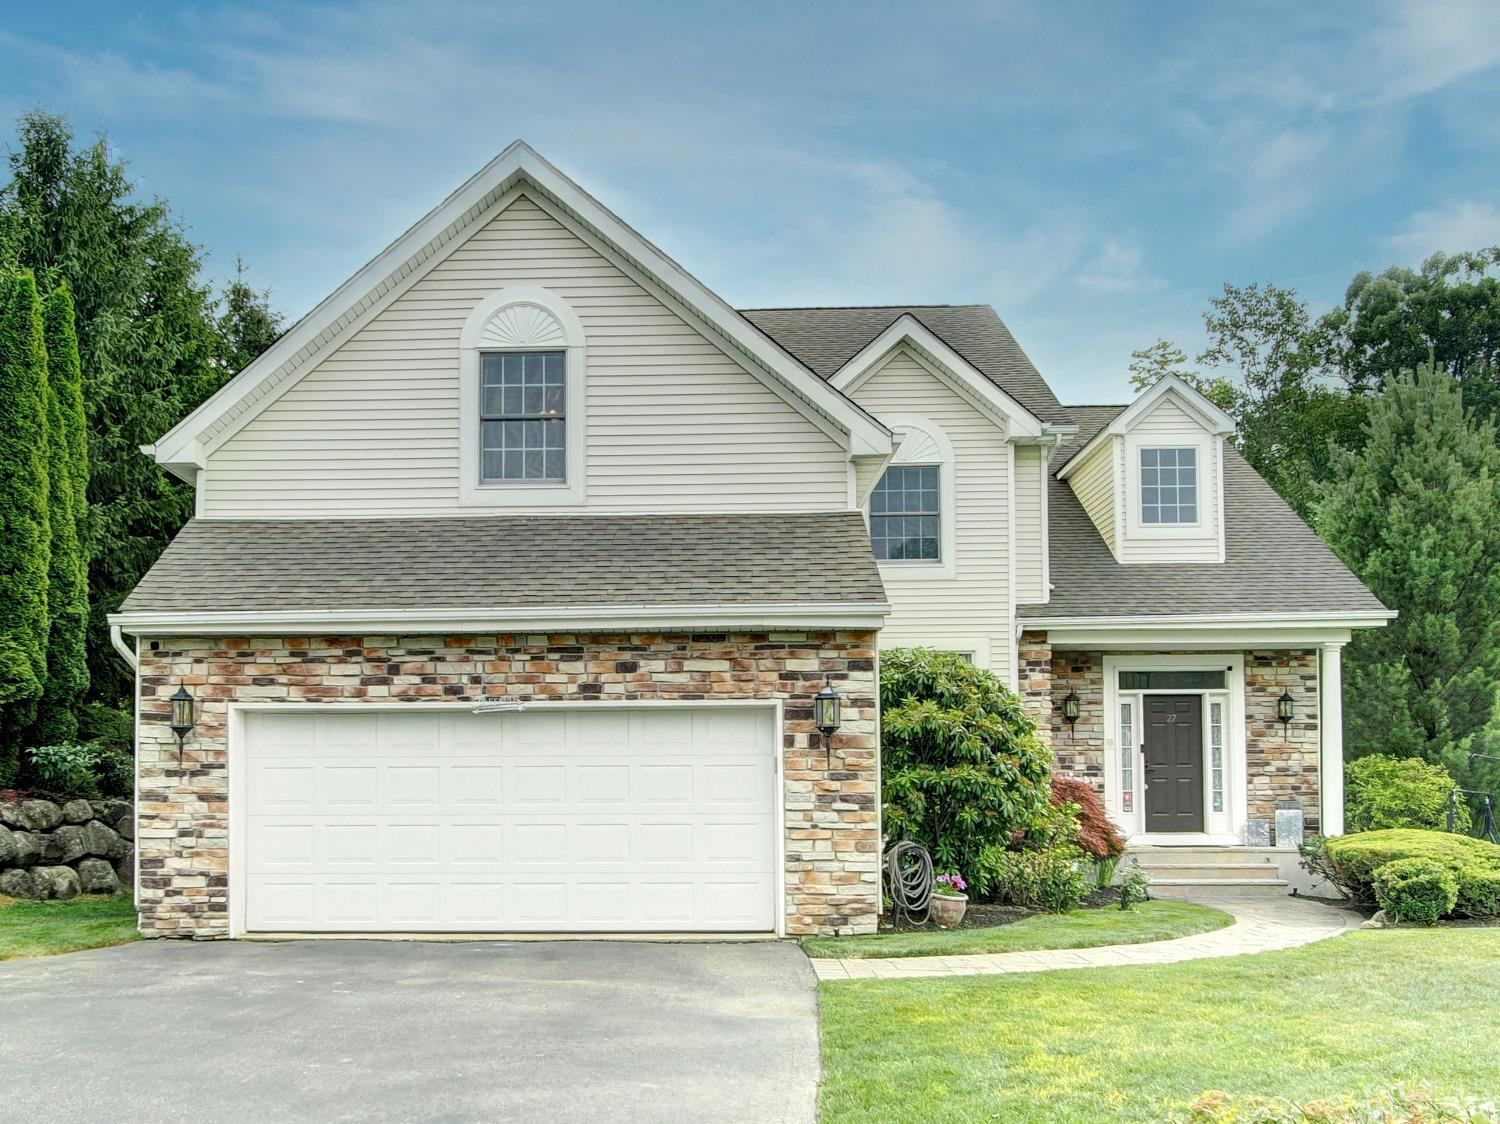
[34, 282, 89, 745]
[880, 648, 1053, 890]
[1315, 367, 1500, 785]
[0, 269, 52, 766]
[1, 110, 282, 714]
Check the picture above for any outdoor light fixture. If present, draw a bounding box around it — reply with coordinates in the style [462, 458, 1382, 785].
[168, 685, 196, 770]
[1061, 690, 1081, 740]
[814, 683, 843, 766]
[1277, 691, 1295, 731]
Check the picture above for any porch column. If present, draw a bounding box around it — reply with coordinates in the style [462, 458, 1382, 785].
[1319, 642, 1345, 836]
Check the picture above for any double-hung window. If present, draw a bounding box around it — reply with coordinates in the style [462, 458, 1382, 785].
[480, 351, 566, 483]
[870, 464, 941, 561]
[1139, 446, 1197, 524]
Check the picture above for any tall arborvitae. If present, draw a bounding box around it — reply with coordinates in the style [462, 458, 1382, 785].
[0, 269, 53, 772]
[33, 282, 89, 744]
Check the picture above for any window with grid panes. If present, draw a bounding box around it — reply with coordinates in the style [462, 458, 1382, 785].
[1139, 446, 1197, 524]
[480, 351, 566, 483]
[870, 464, 940, 560]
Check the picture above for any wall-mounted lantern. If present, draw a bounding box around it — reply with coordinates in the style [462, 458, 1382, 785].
[1277, 690, 1295, 736]
[169, 685, 196, 770]
[814, 683, 843, 767]
[1061, 690, 1081, 740]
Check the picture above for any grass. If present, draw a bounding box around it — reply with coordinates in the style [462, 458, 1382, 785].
[0, 893, 140, 960]
[817, 928, 1500, 1122]
[801, 900, 1231, 959]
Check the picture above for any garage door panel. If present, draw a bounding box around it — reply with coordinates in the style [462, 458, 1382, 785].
[243, 707, 777, 932]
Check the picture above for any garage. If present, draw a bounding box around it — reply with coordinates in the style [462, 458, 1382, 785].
[234, 704, 780, 934]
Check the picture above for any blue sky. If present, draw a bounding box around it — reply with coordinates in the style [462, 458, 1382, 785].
[4, 1, 1500, 403]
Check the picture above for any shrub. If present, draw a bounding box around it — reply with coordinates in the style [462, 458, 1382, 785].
[1051, 774, 1125, 862]
[980, 846, 1089, 912]
[1325, 829, 1500, 919]
[25, 742, 101, 796]
[1118, 863, 1151, 910]
[881, 648, 1053, 895]
[1372, 857, 1458, 924]
[94, 748, 135, 798]
[1345, 754, 1468, 833]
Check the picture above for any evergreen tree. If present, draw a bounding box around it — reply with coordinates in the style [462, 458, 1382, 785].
[1315, 367, 1500, 787]
[33, 282, 89, 744]
[0, 269, 52, 769]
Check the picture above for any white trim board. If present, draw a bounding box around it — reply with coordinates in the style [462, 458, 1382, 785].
[148, 141, 891, 476]
[1057, 375, 1235, 481]
[112, 601, 891, 636]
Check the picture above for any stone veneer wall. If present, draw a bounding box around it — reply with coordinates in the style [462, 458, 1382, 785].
[136, 630, 879, 938]
[1029, 645, 1322, 836]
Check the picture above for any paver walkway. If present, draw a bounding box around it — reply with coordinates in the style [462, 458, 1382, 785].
[809, 891, 1361, 981]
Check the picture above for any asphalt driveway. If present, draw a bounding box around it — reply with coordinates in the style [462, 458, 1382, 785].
[0, 938, 819, 1123]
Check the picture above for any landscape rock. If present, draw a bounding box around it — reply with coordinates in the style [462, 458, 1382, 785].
[34, 865, 81, 900]
[61, 799, 95, 825]
[84, 820, 128, 859]
[1362, 909, 1391, 929]
[0, 868, 41, 900]
[0, 802, 22, 829]
[91, 799, 132, 825]
[11, 830, 42, 867]
[115, 850, 134, 888]
[18, 799, 63, 832]
[114, 815, 135, 841]
[53, 824, 90, 864]
[77, 857, 121, 895]
[36, 832, 65, 863]
[0, 824, 16, 866]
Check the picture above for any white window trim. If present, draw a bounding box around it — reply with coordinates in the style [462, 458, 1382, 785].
[458, 285, 586, 507]
[1122, 432, 1212, 539]
[1102, 653, 1247, 845]
[867, 415, 957, 579]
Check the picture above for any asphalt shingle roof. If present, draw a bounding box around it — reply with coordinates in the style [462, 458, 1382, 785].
[120, 512, 887, 614]
[1019, 405, 1388, 620]
[739, 305, 1073, 427]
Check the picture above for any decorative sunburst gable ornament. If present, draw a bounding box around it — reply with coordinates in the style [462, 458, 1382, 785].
[479, 303, 567, 348]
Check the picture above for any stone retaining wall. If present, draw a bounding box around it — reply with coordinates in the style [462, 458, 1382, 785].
[0, 797, 134, 900]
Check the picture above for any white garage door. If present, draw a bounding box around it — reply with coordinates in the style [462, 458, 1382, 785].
[240, 706, 778, 933]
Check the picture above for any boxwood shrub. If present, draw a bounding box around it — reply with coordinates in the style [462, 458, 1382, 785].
[1344, 754, 1468, 833]
[1324, 829, 1500, 919]
[1371, 857, 1458, 924]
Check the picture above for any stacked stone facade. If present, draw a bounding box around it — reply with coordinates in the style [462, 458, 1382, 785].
[136, 630, 879, 939]
[1025, 642, 1323, 837]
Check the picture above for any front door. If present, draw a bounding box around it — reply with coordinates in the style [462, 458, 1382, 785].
[1143, 695, 1204, 832]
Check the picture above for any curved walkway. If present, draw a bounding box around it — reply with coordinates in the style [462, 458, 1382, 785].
[810, 891, 1362, 981]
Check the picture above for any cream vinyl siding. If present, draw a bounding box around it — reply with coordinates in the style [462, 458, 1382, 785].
[851, 349, 1014, 682]
[1013, 444, 1046, 604]
[202, 196, 848, 516]
[1118, 394, 1223, 564]
[1068, 437, 1118, 554]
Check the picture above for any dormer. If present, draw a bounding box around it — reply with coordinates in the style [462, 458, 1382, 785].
[1056, 375, 1235, 565]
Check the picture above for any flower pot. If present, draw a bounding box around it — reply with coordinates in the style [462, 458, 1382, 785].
[930, 892, 968, 928]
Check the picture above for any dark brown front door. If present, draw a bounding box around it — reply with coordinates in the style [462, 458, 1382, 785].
[1143, 695, 1204, 832]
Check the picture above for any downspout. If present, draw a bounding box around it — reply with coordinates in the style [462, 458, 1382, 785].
[110, 623, 139, 671]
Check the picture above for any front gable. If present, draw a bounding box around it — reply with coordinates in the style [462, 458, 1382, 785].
[152, 142, 890, 513]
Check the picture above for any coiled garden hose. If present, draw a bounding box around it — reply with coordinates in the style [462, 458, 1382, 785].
[884, 840, 934, 928]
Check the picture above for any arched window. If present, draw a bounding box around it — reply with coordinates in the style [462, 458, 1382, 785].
[868, 417, 955, 573]
[458, 286, 586, 506]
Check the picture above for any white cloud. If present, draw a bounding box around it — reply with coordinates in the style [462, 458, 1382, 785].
[1074, 240, 1166, 295]
[1385, 200, 1500, 259]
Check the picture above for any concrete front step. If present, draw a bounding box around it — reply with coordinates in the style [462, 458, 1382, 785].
[1128, 846, 1289, 866]
[1150, 878, 1291, 897]
[1136, 862, 1282, 880]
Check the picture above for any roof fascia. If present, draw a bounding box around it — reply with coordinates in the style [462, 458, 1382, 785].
[1056, 376, 1237, 480]
[830, 315, 1045, 438]
[153, 141, 891, 467]
[109, 601, 891, 635]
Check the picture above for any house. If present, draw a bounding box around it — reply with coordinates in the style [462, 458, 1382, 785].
[109, 142, 1389, 939]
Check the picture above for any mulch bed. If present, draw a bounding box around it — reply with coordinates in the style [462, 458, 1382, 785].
[881, 886, 1123, 932]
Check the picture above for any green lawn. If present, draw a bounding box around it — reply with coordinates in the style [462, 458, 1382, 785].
[818, 929, 1500, 1122]
[0, 893, 140, 960]
[801, 900, 1231, 959]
